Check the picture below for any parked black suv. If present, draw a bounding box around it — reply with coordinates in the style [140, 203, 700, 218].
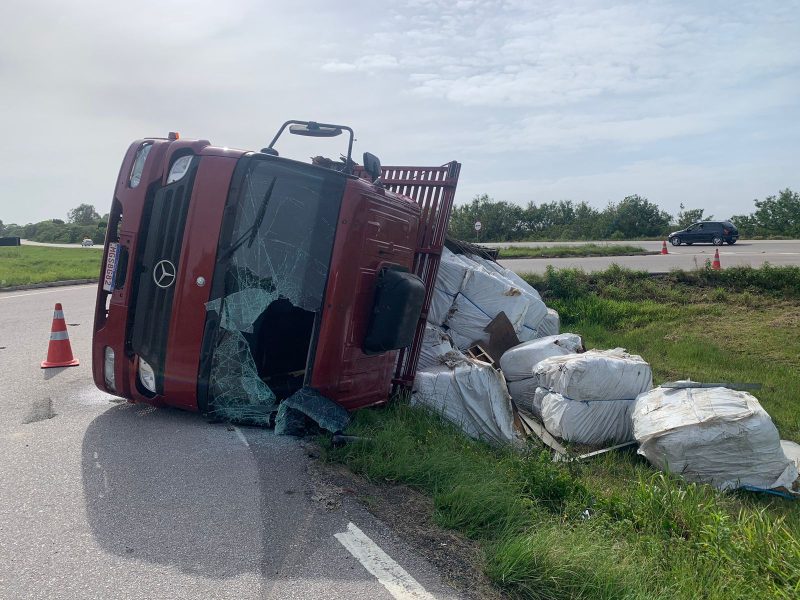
[668, 221, 739, 246]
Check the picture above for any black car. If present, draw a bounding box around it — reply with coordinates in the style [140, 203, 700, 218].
[668, 221, 739, 246]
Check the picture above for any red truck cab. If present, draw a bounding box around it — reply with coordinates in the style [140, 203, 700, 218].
[92, 121, 459, 423]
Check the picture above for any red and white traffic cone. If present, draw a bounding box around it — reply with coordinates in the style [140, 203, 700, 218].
[41, 303, 79, 368]
[661, 240, 668, 255]
[711, 249, 722, 271]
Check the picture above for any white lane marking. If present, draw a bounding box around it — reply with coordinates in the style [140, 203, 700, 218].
[0, 285, 95, 300]
[335, 522, 436, 600]
[234, 426, 250, 447]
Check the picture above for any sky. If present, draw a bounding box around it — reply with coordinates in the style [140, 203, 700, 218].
[0, 0, 798, 225]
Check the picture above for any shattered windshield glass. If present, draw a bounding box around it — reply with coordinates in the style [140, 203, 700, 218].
[204, 158, 346, 427]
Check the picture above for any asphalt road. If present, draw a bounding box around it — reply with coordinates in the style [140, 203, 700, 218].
[0, 285, 461, 599]
[493, 240, 800, 273]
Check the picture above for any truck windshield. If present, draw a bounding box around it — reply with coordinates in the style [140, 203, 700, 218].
[204, 158, 346, 423]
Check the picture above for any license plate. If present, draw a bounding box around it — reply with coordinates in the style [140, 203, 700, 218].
[103, 242, 120, 292]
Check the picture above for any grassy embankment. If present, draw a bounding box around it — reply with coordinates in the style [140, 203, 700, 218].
[325, 264, 800, 600]
[497, 243, 655, 259]
[0, 245, 102, 288]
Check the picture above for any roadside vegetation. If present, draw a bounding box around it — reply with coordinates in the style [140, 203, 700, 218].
[325, 264, 800, 600]
[448, 188, 799, 242]
[0, 245, 101, 288]
[497, 243, 653, 260]
[1, 203, 108, 244]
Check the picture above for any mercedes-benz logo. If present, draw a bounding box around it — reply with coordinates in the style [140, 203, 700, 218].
[153, 259, 177, 289]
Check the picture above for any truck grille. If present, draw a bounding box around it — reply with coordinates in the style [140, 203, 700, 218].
[129, 159, 197, 393]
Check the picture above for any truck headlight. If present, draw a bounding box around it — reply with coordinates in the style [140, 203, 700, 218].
[129, 143, 152, 188]
[138, 357, 157, 393]
[104, 346, 115, 391]
[166, 155, 193, 184]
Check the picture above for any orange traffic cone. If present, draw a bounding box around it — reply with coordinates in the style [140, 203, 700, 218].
[661, 240, 668, 255]
[711, 249, 722, 271]
[41, 303, 79, 368]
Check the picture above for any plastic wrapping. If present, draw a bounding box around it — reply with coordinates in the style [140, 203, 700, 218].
[427, 248, 473, 326]
[533, 348, 652, 402]
[500, 334, 584, 382]
[632, 386, 798, 491]
[500, 268, 542, 301]
[508, 383, 549, 420]
[446, 269, 530, 350]
[412, 358, 518, 445]
[418, 323, 461, 370]
[540, 391, 635, 445]
[533, 308, 560, 339]
[466, 255, 547, 340]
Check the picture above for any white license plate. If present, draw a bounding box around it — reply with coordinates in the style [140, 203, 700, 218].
[103, 242, 120, 292]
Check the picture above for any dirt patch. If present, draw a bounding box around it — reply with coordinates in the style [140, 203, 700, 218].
[23, 397, 55, 424]
[305, 443, 505, 600]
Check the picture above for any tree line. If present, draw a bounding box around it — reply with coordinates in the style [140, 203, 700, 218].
[1, 204, 107, 244]
[448, 188, 800, 241]
[1, 189, 798, 244]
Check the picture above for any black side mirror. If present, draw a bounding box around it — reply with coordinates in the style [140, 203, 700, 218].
[289, 122, 343, 138]
[363, 152, 382, 183]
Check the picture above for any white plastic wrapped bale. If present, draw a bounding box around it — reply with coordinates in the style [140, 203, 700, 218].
[445, 269, 531, 350]
[500, 267, 542, 301]
[533, 348, 653, 402]
[540, 391, 635, 444]
[418, 323, 461, 370]
[632, 386, 799, 491]
[412, 359, 519, 445]
[500, 334, 584, 382]
[469, 255, 507, 276]
[427, 248, 473, 326]
[466, 256, 548, 341]
[507, 383, 549, 420]
[533, 308, 560, 339]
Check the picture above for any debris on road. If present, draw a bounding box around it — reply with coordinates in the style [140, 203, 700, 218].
[632, 384, 799, 493]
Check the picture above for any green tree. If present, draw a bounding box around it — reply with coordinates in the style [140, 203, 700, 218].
[608, 195, 671, 238]
[67, 203, 100, 225]
[448, 194, 525, 241]
[751, 189, 800, 237]
[675, 203, 711, 228]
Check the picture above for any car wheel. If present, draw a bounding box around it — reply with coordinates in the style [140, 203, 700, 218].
[712, 236, 724, 246]
[670, 237, 681, 246]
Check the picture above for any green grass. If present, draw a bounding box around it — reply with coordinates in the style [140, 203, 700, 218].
[324, 264, 800, 600]
[0, 245, 102, 288]
[497, 243, 655, 259]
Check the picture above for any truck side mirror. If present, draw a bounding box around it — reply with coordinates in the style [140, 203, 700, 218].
[289, 122, 343, 138]
[363, 152, 382, 183]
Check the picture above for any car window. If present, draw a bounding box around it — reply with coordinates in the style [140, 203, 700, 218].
[686, 224, 695, 231]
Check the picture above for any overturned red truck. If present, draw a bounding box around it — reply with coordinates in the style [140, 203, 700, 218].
[92, 120, 460, 424]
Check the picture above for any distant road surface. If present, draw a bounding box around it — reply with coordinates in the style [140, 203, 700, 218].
[492, 240, 800, 274]
[21, 239, 102, 249]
